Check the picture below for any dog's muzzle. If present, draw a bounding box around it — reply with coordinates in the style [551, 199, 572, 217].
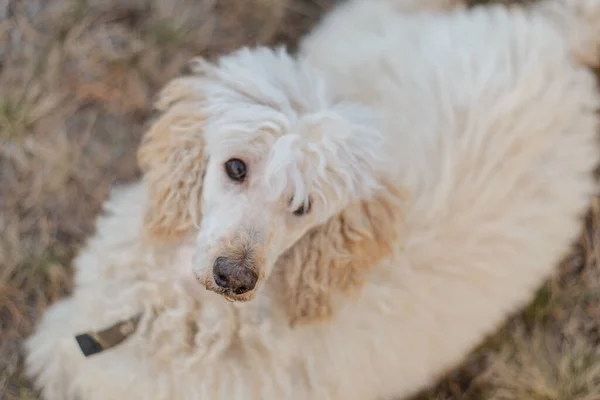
[212, 256, 258, 295]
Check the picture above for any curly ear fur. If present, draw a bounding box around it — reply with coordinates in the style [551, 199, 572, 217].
[137, 77, 207, 244]
[275, 184, 405, 325]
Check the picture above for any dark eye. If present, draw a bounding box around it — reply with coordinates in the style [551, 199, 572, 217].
[224, 159, 247, 182]
[293, 199, 311, 216]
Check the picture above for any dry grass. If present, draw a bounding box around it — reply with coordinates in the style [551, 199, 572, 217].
[0, 0, 598, 399]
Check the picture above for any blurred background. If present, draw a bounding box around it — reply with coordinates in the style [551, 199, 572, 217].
[0, 0, 598, 399]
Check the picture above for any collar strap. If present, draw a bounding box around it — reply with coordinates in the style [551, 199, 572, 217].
[75, 313, 142, 357]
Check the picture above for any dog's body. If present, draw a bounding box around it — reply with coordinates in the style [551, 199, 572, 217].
[25, 1, 600, 399]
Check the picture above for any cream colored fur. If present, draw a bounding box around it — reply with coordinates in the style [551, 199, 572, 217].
[24, 0, 600, 399]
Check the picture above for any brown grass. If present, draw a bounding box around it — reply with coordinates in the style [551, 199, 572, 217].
[0, 0, 598, 399]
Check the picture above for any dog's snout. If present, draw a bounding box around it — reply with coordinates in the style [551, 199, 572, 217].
[212, 256, 258, 295]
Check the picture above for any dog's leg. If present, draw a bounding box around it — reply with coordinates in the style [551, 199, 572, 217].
[24, 299, 88, 400]
[534, 0, 600, 66]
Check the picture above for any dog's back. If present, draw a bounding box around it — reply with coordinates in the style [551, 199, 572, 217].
[296, 1, 600, 398]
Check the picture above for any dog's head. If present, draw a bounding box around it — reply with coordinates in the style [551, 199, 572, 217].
[139, 47, 402, 321]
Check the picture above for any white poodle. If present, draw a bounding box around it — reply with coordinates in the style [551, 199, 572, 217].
[24, 0, 600, 399]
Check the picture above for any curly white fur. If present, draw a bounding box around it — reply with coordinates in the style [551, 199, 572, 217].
[24, 0, 600, 399]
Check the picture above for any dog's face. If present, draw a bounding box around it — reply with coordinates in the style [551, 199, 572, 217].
[139, 47, 399, 312]
[197, 153, 323, 301]
[196, 113, 367, 301]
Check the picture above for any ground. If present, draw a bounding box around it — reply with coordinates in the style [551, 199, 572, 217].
[0, 0, 599, 399]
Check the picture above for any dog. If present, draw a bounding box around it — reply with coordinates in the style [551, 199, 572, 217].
[24, 0, 600, 399]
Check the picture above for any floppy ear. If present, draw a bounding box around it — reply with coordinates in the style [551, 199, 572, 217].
[275, 183, 405, 325]
[137, 74, 208, 244]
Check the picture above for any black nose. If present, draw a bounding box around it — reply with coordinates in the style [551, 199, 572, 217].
[212, 256, 258, 295]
